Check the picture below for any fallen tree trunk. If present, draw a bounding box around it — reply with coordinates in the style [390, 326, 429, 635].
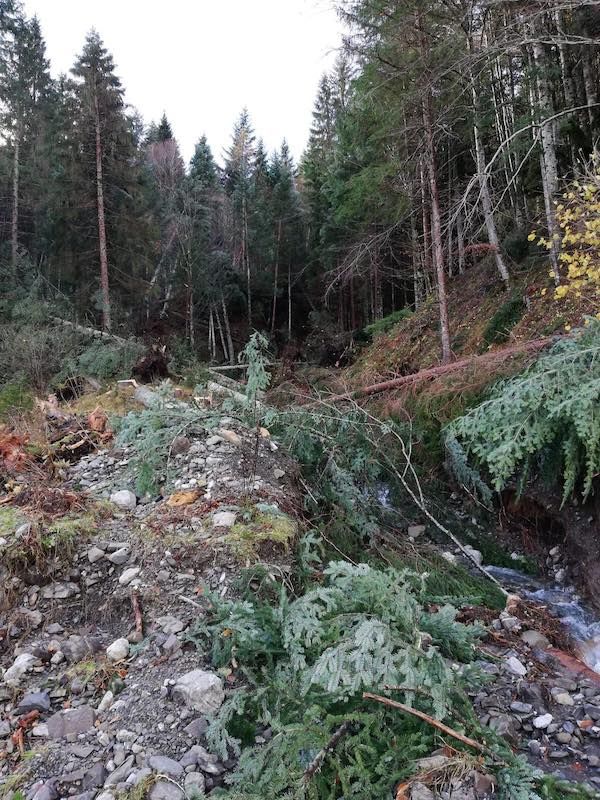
[322, 336, 558, 404]
[52, 317, 127, 345]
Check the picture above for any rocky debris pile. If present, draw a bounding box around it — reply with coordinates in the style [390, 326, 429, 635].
[0, 398, 302, 798]
[3, 654, 236, 800]
[68, 416, 290, 509]
[471, 608, 600, 789]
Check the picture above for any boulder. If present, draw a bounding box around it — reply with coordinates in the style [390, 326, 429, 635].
[172, 669, 224, 714]
[47, 706, 95, 739]
[110, 490, 137, 511]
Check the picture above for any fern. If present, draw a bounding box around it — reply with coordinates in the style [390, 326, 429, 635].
[446, 321, 600, 504]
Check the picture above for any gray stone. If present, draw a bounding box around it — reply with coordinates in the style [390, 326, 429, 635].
[407, 524, 426, 539]
[149, 781, 185, 800]
[533, 713, 553, 729]
[104, 755, 136, 786]
[509, 701, 533, 714]
[173, 670, 224, 714]
[183, 717, 208, 739]
[0, 719, 10, 737]
[62, 634, 103, 663]
[31, 723, 49, 737]
[488, 714, 518, 743]
[15, 690, 50, 714]
[148, 754, 184, 777]
[97, 690, 114, 713]
[110, 490, 137, 511]
[212, 510, 237, 528]
[555, 732, 572, 744]
[87, 546, 105, 563]
[106, 637, 130, 661]
[528, 740, 542, 757]
[520, 629, 550, 649]
[107, 547, 131, 565]
[554, 691, 574, 706]
[155, 615, 185, 634]
[585, 704, 600, 721]
[41, 581, 80, 599]
[82, 762, 107, 789]
[549, 750, 570, 759]
[119, 567, 141, 586]
[31, 782, 58, 800]
[473, 773, 495, 797]
[3, 652, 37, 687]
[410, 782, 435, 800]
[47, 706, 95, 739]
[184, 772, 205, 795]
[505, 656, 527, 677]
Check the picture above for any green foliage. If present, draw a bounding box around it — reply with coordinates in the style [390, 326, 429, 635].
[446, 321, 600, 504]
[0, 380, 33, 421]
[363, 308, 413, 339]
[114, 383, 217, 495]
[482, 293, 526, 347]
[188, 561, 487, 799]
[66, 338, 145, 381]
[501, 229, 531, 264]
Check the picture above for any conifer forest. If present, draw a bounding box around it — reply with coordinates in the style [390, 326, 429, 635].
[3, 2, 600, 800]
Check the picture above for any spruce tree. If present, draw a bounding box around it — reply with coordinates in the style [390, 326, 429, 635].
[224, 108, 256, 325]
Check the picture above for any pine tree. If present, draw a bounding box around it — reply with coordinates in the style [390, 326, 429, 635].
[155, 112, 173, 142]
[71, 30, 125, 330]
[0, 5, 51, 275]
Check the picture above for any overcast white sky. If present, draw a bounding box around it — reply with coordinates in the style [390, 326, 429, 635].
[22, 0, 344, 165]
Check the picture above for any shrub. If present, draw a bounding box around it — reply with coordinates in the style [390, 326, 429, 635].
[363, 308, 413, 339]
[481, 293, 525, 347]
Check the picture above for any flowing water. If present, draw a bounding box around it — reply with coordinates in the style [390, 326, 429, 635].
[376, 486, 600, 672]
[487, 565, 600, 673]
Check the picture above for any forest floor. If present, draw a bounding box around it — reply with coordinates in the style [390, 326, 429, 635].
[1, 380, 600, 800]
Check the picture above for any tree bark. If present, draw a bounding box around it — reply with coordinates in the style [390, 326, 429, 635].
[221, 294, 235, 365]
[11, 120, 20, 275]
[531, 40, 560, 284]
[422, 94, 451, 363]
[94, 92, 111, 331]
[470, 70, 510, 285]
[271, 218, 282, 335]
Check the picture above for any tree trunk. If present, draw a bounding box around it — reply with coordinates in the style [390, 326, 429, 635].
[94, 92, 111, 331]
[271, 218, 282, 335]
[423, 94, 451, 363]
[11, 120, 20, 275]
[221, 294, 235, 365]
[242, 195, 251, 327]
[287, 260, 292, 342]
[532, 40, 560, 284]
[467, 32, 510, 286]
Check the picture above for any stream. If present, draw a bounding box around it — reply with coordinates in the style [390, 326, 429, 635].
[486, 565, 600, 672]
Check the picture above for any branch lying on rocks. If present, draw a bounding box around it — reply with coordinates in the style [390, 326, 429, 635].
[363, 693, 499, 759]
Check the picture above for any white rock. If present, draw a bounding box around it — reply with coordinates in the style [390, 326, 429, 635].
[31, 723, 49, 737]
[554, 692, 574, 706]
[533, 713, 553, 729]
[106, 638, 130, 662]
[172, 669, 225, 713]
[408, 524, 426, 539]
[442, 551, 457, 565]
[98, 690, 114, 712]
[119, 567, 141, 586]
[464, 545, 483, 566]
[505, 656, 527, 677]
[212, 511, 237, 529]
[3, 653, 37, 687]
[110, 490, 137, 511]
